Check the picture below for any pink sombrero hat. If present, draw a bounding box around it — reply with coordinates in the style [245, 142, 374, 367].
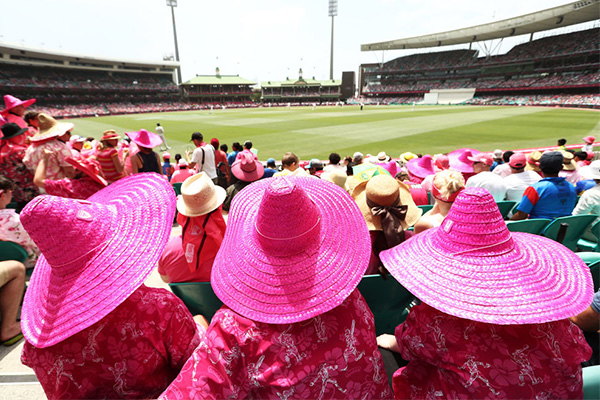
[20, 173, 175, 348]
[448, 148, 481, 173]
[211, 176, 370, 324]
[65, 157, 109, 187]
[1, 94, 36, 116]
[231, 151, 264, 182]
[406, 155, 435, 179]
[125, 129, 163, 149]
[380, 187, 594, 325]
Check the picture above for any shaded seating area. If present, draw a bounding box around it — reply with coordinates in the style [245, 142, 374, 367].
[578, 220, 600, 253]
[169, 282, 223, 321]
[506, 218, 551, 235]
[0, 241, 28, 264]
[542, 215, 599, 252]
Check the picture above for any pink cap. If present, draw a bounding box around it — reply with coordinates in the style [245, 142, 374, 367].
[509, 153, 527, 168]
[467, 153, 493, 166]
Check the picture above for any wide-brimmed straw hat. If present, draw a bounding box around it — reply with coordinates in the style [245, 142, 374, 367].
[561, 151, 577, 171]
[231, 151, 264, 182]
[448, 148, 480, 173]
[177, 172, 226, 217]
[101, 130, 120, 141]
[65, 157, 108, 187]
[406, 155, 435, 179]
[525, 151, 542, 172]
[20, 173, 175, 348]
[1, 94, 35, 116]
[211, 176, 370, 324]
[125, 129, 162, 149]
[352, 174, 422, 232]
[29, 113, 74, 143]
[380, 187, 593, 325]
[377, 151, 390, 162]
[321, 169, 348, 190]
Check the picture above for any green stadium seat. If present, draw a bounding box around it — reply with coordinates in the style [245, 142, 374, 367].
[0, 241, 28, 264]
[417, 204, 433, 214]
[583, 365, 600, 400]
[357, 274, 415, 336]
[172, 182, 183, 196]
[542, 215, 598, 251]
[576, 252, 600, 266]
[577, 219, 600, 253]
[505, 219, 551, 235]
[495, 201, 516, 220]
[169, 282, 223, 321]
[588, 260, 600, 292]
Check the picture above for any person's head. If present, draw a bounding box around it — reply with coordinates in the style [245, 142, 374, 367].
[343, 156, 352, 166]
[178, 159, 188, 169]
[493, 149, 503, 162]
[231, 152, 265, 182]
[0, 175, 15, 208]
[243, 140, 252, 150]
[0, 122, 28, 145]
[329, 152, 341, 166]
[395, 170, 410, 182]
[539, 151, 564, 177]
[467, 153, 493, 174]
[191, 131, 203, 146]
[23, 111, 39, 127]
[2, 95, 35, 117]
[432, 169, 465, 203]
[69, 135, 85, 151]
[508, 153, 527, 172]
[281, 152, 299, 171]
[156, 123, 161, 127]
[266, 158, 276, 168]
[352, 152, 364, 164]
[232, 142, 243, 152]
[162, 152, 171, 162]
[210, 138, 220, 149]
[574, 151, 588, 162]
[306, 159, 323, 175]
[101, 130, 119, 148]
[502, 150, 514, 163]
[57, 129, 72, 143]
[557, 138, 567, 146]
[174, 153, 182, 162]
[220, 144, 228, 153]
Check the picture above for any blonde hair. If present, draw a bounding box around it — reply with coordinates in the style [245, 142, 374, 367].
[433, 169, 465, 200]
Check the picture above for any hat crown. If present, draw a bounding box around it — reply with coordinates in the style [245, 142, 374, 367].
[366, 175, 400, 206]
[256, 177, 321, 256]
[21, 196, 113, 275]
[181, 172, 217, 215]
[37, 113, 58, 131]
[239, 152, 257, 172]
[434, 188, 515, 257]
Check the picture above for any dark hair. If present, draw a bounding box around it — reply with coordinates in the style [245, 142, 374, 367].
[574, 151, 588, 161]
[232, 142, 243, 151]
[281, 152, 299, 167]
[23, 110, 39, 124]
[191, 132, 203, 141]
[175, 153, 182, 161]
[0, 175, 15, 192]
[328, 152, 341, 165]
[557, 138, 567, 146]
[244, 141, 253, 150]
[502, 151, 514, 163]
[220, 144, 228, 153]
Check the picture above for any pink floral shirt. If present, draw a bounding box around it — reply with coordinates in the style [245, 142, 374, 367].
[45, 177, 105, 199]
[0, 208, 39, 266]
[393, 303, 591, 399]
[22, 285, 202, 400]
[23, 139, 73, 180]
[161, 289, 393, 400]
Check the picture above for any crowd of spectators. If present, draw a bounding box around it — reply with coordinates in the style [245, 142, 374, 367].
[466, 93, 600, 107]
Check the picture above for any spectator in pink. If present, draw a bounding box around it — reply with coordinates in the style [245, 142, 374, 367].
[159, 172, 226, 283]
[395, 170, 429, 205]
[377, 188, 592, 399]
[170, 159, 194, 184]
[559, 151, 583, 185]
[211, 138, 230, 188]
[23, 114, 75, 181]
[414, 169, 465, 234]
[160, 176, 392, 399]
[448, 148, 479, 181]
[127, 129, 163, 175]
[96, 130, 127, 183]
[0, 95, 35, 144]
[0, 123, 39, 209]
[20, 173, 201, 400]
[405, 154, 435, 184]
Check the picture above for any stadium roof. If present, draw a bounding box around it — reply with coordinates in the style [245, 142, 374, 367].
[361, 0, 600, 51]
[181, 75, 256, 85]
[261, 78, 341, 88]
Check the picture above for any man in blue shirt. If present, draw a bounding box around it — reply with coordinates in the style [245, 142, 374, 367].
[511, 151, 577, 221]
[227, 142, 243, 166]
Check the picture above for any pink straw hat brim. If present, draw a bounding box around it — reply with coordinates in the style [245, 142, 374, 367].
[1, 98, 35, 115]
[211, 176, 371, 324]
[380, 227, 593, 325]
[21, 173, 175, 348]
[29, 122, 74, 143]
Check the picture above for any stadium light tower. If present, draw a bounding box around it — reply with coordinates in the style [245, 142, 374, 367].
[166, 0, 182, 85]
[328, 0, 337, 80]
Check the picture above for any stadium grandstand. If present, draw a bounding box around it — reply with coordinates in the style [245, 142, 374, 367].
[261, 69, 342, 106]
[180, 68, 257, 108]
[359, 1, 600, 108]
[0, 42, 188, 118]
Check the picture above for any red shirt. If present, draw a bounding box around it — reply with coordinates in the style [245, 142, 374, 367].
[22, 285, 201, 400]
[160, 289, 392, 400]
[393, 303, 591, 399]
[158, 235, 214, 282]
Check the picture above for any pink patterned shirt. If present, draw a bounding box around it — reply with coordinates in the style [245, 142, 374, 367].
[0, 208, 39, 266]
[393, 303, 591, 399]
[44, 177, 105, 199]
[161, 289, 393, 400]
[23, 139, 73, 180]
[22, 285, 202, 400]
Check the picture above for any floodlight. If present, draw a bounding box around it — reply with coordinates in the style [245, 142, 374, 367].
[328, 0, 338, 17]
[166, 0, 177, 7]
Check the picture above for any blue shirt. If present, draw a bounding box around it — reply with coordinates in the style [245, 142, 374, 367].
[517, 177, 576, 220]
[575, 179, 596, 195]
[262, 168, 277, 178]
[227, 151, 239, 166]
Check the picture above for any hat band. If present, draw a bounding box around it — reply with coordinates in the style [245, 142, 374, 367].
[431, 184, 462, 203]
[367, 196, 406, 248]
[255, 216, 321, 241]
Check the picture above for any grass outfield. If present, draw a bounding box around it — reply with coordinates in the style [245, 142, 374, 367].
[65, 105, 600, 160]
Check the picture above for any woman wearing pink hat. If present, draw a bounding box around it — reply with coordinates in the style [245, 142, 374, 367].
[1, 94, 35, 130]
[413, 169, 465, 234]
[160, 176, 392, 399]
[127, 129, 163, 174]
[20, 173, 201, 399]
[377, 188, 593, 399]
[96, 130, 127, 183]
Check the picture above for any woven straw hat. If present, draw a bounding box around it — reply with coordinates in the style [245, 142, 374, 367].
[525, 151, 542, 172]
[321, 169, 348, 190]
[29, 113, 74, 143]
[561, 151, 577, 171]
[101, 130, 120, 141]
[352, 174, 422, 231]
[406, 155, 435, 179]
[231, 151, 264, 182]
[1, 94, 35, 116]
[380, 187, 594, 325]
[448, 148, 480, 173]
[177, 172, 226, 217]
[20, 173, 175, 348]
[125, 129, 162, 148]
[211, 176, 370, 324]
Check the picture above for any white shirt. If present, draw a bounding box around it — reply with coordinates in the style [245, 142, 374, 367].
[492, 163, 512, 178]
[465, 171, 507, 202]
[323, 164, 346, 173]
[191, 144, 217, 179]
[156, 126, 165, 135]
[573, 183, 600, 216]
[503, 170, 542, 201]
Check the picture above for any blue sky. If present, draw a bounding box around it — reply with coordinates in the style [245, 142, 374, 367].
[0, 0, 596, 84]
